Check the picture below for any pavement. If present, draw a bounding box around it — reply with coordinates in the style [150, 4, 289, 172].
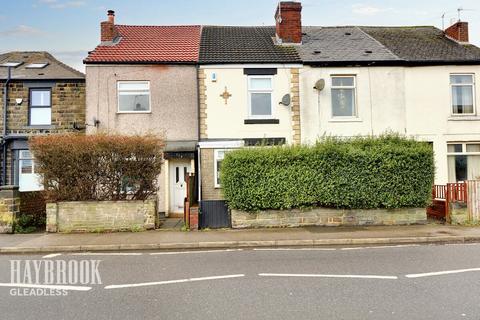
[2, 223, 480, 254]
[1, 243, 480, 319]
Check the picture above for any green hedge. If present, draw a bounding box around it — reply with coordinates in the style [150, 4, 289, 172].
[220, 135, 434, 211]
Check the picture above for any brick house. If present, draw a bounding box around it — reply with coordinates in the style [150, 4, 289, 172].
[0, 51, 85, 191]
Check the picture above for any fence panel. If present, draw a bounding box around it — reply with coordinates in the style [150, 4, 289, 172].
[467, 181, 480, 221]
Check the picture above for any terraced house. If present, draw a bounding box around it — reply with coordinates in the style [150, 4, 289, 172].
[85, 2, 480, 226]
[84, 11, 201, 217]
[0, 51, 85, 192]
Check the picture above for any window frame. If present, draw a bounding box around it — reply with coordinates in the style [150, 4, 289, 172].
[330, 75, 358, 119]
[447, 142, 480, 156]
[117, 80, 152, 114]
[247, 75, 274, 120]
[28, 88, 52, 126]
[450, 73, 476, 116]
[214, 149, 232, 188]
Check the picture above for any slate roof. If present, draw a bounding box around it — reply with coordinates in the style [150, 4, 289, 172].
[300, 26, 480, 65]
[0, 51, 85, 80]
[199, 26, 300, 64]
[299, 26, 400, 64]
[360, 26, 480, 63]
[84, 25, 201, 64]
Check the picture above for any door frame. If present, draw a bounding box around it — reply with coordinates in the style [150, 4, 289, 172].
[168, 159, 191, 215]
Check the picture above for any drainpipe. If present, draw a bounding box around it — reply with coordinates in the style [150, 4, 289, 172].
[2, 67, 11, 186]
[195, 65, 202, 203]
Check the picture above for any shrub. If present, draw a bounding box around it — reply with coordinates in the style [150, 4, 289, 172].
[29, 134, 164, 202]
[221, 134, 434, 211]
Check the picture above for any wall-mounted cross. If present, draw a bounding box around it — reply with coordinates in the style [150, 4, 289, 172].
[220, 87, 232, 105]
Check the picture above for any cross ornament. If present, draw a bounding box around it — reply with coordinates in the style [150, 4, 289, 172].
[220, 87, 232, 105]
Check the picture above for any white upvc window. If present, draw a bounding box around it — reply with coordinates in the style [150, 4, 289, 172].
[331, 76, 357, 118]
[117, 81, 151, 113]
[447, 142, 480, 182]
[29, 88, 52, 125]
[248, 76, 274, 119]
[214, 149, 232, 188]
[450, 74, 475, 115]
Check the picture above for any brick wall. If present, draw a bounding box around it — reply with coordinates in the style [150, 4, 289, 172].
[0, 186, 20, 233]
[198, 69, 208, 139]
[200, 148, 223, 200]
[290, 68, 301, 144]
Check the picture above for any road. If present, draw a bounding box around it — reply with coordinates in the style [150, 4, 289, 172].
[1, 243, 480, 320]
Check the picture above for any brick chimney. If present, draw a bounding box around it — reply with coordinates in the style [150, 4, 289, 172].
[275, 1, 302, 44]
[445, 21, 469, 43]
[100, 10, 119, 42]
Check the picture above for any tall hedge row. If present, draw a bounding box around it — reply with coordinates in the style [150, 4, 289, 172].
[220, 135, 434, 211]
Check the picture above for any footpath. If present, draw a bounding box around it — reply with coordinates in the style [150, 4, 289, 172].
[1, 224, 480, 254]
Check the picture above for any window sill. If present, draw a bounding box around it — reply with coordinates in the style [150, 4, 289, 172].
[244, 119, 280, 124]
[25, 125, 53, 129]
[328, 118, 362, 123]
[116, 111, 152, 114]
[448, 116, 480, 121]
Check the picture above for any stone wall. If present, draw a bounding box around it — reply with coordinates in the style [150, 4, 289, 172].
[46, 200, 156, 233]
[0, 186, 20, 233]
[232, 207, 427, 229]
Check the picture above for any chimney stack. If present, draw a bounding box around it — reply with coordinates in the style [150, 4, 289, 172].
[275, 1, 302, 44]
[101, 10, 119, 42]
[445, 21, 469, 43]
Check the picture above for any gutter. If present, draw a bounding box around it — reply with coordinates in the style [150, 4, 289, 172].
[2, 67, 11, 186]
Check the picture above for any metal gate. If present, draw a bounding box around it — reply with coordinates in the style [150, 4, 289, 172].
[199, 200, 231, 229]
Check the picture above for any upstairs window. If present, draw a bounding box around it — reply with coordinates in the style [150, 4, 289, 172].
[117, 81, 151, 113]
[29, 89, 51, 125]
[451, 74, 475, 115]
[331, 76, 357, 117]
[248, 76, 273, 118]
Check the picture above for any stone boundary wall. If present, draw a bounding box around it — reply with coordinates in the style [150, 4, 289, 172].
[232, 207, 427, 229]
[46, 200, 156, 233]
[0, 186, 20, 233]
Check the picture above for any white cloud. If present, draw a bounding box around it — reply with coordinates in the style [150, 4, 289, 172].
[352, 4, 392, 16]
[0, 25, 46, 37]
[51, 50, 88, 72]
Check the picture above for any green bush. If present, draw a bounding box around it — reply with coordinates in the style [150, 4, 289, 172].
[221, 135, 434, 211]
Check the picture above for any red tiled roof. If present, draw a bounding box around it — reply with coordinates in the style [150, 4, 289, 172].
[84, 25, 201, 63]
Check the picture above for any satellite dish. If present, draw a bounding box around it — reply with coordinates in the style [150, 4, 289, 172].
[281, 94, 291, 106]
[314, 79, 325, 91]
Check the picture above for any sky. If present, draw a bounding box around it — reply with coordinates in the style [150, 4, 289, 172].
[1, 0, 479, 72]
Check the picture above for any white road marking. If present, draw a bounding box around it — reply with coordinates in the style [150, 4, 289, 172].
[258, 273, 398, 280]
[70, 252, 143, 256]
[405, 268, 480, 278]
[253, 248, 336, 251]
[0, 283, 91, 291]
[104, 274, 245, 290]
[42, 253, 62, 258]
[340, 244, 420, 251]
[149, 249, 243, 255]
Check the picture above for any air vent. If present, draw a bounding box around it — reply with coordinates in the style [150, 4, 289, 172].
[364, 50, 373, 54]
[313, 50, 322, 54]
[345, 32, 352, 36]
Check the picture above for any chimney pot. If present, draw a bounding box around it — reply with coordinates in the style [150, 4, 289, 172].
[107, 10, 115, 23]
[445, 21, 469, 43]
[275, 1, 302, 44]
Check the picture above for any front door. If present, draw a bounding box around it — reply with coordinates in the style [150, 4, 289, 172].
[18, 150, 43, 192]
[169, 160, 191, 214]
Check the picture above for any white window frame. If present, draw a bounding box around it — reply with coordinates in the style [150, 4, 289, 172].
[447, 142, 480, 156]
[450, 73, 476, 116]
[214, 149, 232, 188]
[330, 75, 357, 119]
[247, 75, 274, 119]
[117, 81, 151, 114]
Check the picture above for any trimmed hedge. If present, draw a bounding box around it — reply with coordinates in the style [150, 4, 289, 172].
[30, 133, 164, 202]
[221, 135, 434, 211]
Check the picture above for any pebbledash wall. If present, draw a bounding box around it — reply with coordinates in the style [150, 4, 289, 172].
[231, 207, 427, 229]
[46, 200, 156, 232]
